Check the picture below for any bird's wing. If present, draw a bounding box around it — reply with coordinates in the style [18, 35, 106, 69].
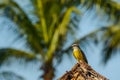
[80, 49, 88, 63]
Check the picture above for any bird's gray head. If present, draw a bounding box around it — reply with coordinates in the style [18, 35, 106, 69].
[72, 44, 79, 50]
[72, 44, 79, 47]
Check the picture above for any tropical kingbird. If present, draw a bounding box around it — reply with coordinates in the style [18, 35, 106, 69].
[72, 44, 88, 63]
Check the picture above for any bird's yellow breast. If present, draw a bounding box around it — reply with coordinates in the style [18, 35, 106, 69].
[73, 50, 84, 62]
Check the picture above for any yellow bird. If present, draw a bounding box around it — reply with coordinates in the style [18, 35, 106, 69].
[72, 44, 88, 63]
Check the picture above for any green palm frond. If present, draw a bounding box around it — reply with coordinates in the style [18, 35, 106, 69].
[0, 48, 36, 64]
[45, 6, 80, 62]
[81, 0, 120, 22]
[35, 0, 48, 43]
[101, 25, 120, 63]
[0, 0, 44, 53]
[60, 27, 103, 53]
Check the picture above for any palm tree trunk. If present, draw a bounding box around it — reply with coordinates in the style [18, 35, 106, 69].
[41, 61, 55, 80]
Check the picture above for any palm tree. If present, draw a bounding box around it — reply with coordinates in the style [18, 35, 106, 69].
[0, 0, 120, 80]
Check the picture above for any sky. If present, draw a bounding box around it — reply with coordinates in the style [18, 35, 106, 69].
[0, 0, 120, 80]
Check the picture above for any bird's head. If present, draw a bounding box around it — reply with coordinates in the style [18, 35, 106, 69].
[72, 44, 79, 50]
